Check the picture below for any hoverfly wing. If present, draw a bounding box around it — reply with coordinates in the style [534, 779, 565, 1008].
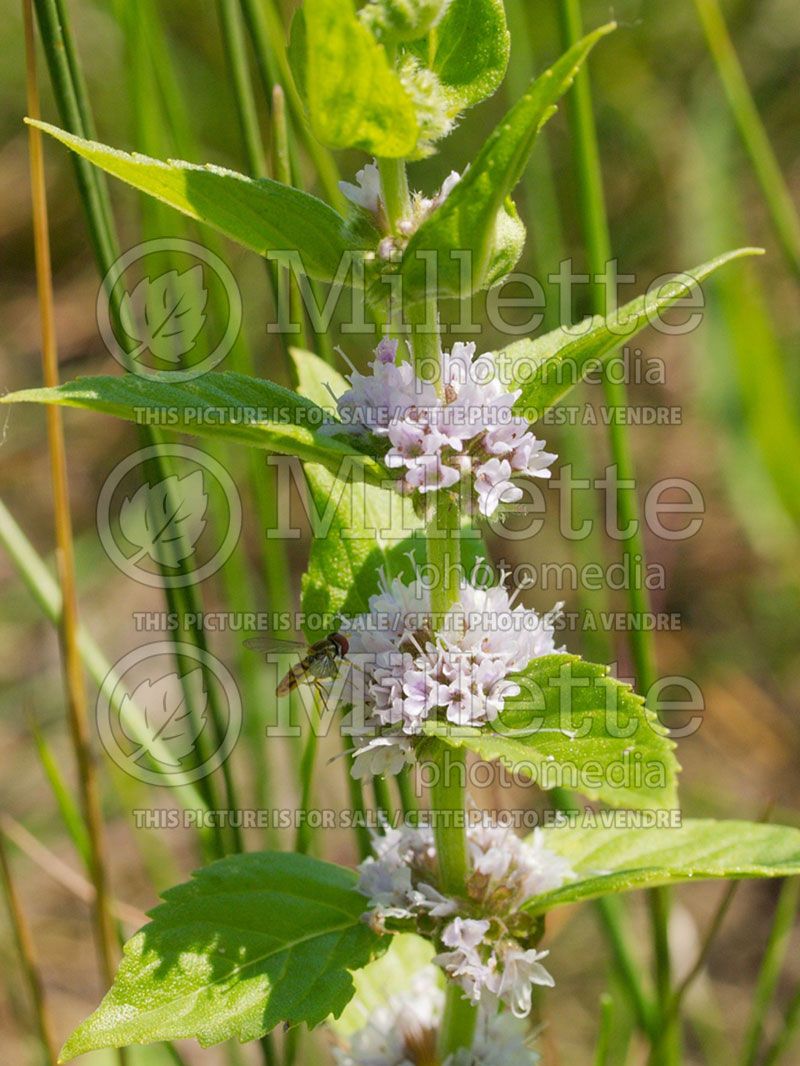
[243, 635, 308, 654]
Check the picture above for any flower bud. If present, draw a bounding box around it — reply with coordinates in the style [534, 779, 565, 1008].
[361, 0, 451, 43]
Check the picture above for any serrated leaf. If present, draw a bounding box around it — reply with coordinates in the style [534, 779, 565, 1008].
[120, 266, 208, 365]
[331, 933, 437, 1037]
[502, 248, 765, 421]
[59, 852, 388, 1059]
[523, 819, 800, 914]
[27, 120, 357, 283]
[300, 0, 418, 157]
[399, 24, 615, 301]
[423, 0, 510, 110]
[119, 471, 208, 568]
[119, 669, 207, 768]
[0, 373, 387, 487]
[422, 654, 679, 810]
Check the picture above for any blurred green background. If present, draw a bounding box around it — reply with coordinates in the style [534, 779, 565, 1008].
[0, 0, 798, 1063]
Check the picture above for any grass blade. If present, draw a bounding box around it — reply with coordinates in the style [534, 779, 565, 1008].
[23, 1, 122, 1034]
[692, 0, 800, 277]
[0, 824, 59, 1065]
[740, 877, 800, 1066]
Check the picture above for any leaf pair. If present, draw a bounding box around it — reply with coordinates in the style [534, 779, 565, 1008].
[60, 822, 800, 1058]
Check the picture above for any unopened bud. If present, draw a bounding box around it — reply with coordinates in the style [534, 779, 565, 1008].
[361, 0, 451, 44]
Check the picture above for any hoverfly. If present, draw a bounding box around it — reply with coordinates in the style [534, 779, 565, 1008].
[243, 632, 351, 697]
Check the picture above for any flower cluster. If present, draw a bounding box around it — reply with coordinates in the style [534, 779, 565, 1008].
[342, 570, 563, 779]
[340, 162, 461, 258]
[333, 965, 540, 1066]
[329, 338, 557, 516]
[356, 823, 575, 1018]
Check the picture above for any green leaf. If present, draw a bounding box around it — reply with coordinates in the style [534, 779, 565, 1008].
[332, 933, 437, 1037]
[422, 654, 679, 810]
[60, 852, 387, 1058]
[292, 348, 487, 638]
[399, 24, 615, 301]
[525, 819, 800, 914]
[300, 0, 418, 157]
[28, 120, 356, 283]
[1, 374, 386, 485]
[502, 247, 765, 421]
[423, 0, 510, 110]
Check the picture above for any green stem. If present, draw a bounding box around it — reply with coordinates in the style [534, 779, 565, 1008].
[378, 155, 411, 232]
[431, 745, 476, 1057]
[439, 981, 479, 1061]
[216, 0, 267, 177]
[430, 747, 469, 895]
[741, 877, 800, 1066]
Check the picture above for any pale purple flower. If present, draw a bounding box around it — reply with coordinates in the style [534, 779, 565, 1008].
[329, 339, 557, 516]
[341, 570, 564, 774]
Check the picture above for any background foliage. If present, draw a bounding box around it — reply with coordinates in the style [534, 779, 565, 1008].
[0, 0, 798, 1063]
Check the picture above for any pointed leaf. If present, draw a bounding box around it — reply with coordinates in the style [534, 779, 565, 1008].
[28, 120, 357, 282]
[422, 654, 679, 810]
[1, 374, 386, 486]
[398, 25, 615, 300]
[503, 248, 765, 421]
[60, 852, 387, 1058]
[524, 819, 800, 914]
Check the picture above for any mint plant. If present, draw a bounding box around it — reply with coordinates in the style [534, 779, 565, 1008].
[6, 0, 800, 1063]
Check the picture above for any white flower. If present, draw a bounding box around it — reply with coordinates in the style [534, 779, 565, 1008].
[494, 944, 554, 1018]
[468, 826, 577, 901]
[434, 918, 498, 1004]
[340, 161, 383, 216]
[341, 571, 563, 759]
[435, 923, 555, 1017]
[356, 824, 574, 1019]
[349, 733, 415, 780]
[329, 339, 557, 517]
[332, 963, 540, 1066]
